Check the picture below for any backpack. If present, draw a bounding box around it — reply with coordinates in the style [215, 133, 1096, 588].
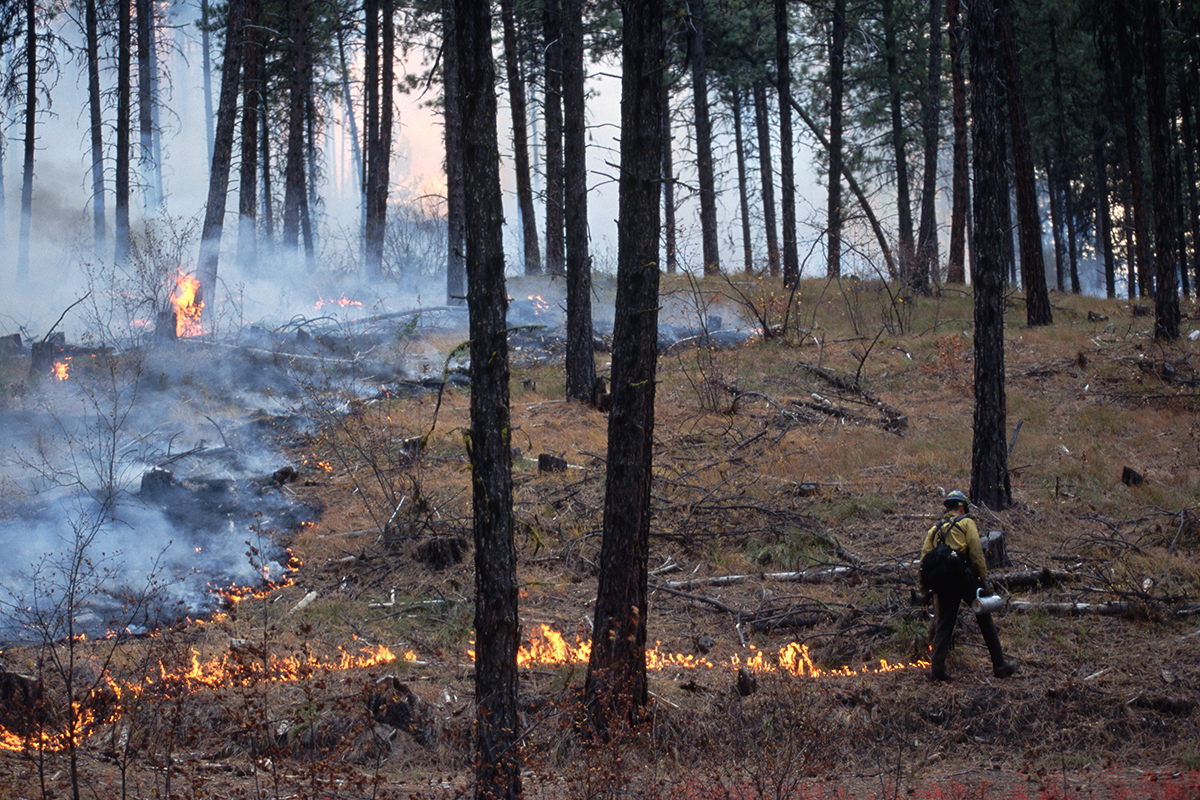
[920, 515, 968, 593]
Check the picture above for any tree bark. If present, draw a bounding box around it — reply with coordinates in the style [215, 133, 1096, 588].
[732, 85, 753, 275]
[86, 0, 105, 252]
[1142, 0, 1180, 340]
[136, 0, 152, 211]
[913, 0, 942, 293]
[752, 80, 779, 278]
[452, 0, 520, 793]
[443, 0, 465, 304]
[688, 0, 719, 276]
[827, 0, 845, 278]
[196, 0, 246, 323]
[1114, 0, 1152, 297]
[500, 0, 541, 276]
[237, 0, 261, 272]
[115, 0, 130, 264]
[776, 0, 799, 287]
[663, 80, 678, 274]
[883, 0, 914, 277]
[363, 0, 381, 273]
[281, 0, 308, 254]
[543, 0, 565, 276]
[201, 0, 214, 162]
[997, 0, 1052, 325]
[17, 0, 35, 280]
[1094, 121, 1116, 299]
[946, 0, 968, 284]
[968, 0, 1012, 511]
[563, 0, 596, 403]
[585, 0, 663, 733]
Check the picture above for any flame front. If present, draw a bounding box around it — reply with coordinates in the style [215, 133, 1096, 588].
[52, 358, 71, 380]
[314, 294, 363, 310]
[172, 271, 203, 337]
[497, 624, 926, 678]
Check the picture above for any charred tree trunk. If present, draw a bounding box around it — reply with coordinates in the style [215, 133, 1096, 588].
[201, 0, 214, 161]
[1046, 150, 1066, 291]
[260, 97, 274, 244]
[968, 0, 1011, 511]
[196, 0, 246, 323]
[1143, 0, 1180, 340]
[946, 0, 968, 283]
[827, 0, 845, 279]
[585, 0, 663, 733]
[543, 0, 565, 277]
[776, 0, 799, 287]
[913, 0, 942, 293]
[563, 0, 595, 403]
[376, 0, 395, 270]
[752, 80, 779, 278]
[500, 0, 541, 275]
[998, 0, 1051, 325]
[452, 0, 520, 793]
[688, 0, 719, 276]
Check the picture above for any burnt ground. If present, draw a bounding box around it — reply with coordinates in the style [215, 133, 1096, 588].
[2, 284, 1200, 799]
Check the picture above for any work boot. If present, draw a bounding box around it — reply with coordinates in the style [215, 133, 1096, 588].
[979, 614, 1016, 678]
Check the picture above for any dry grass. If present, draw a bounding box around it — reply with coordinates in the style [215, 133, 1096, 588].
[2, 278, 1200, 798]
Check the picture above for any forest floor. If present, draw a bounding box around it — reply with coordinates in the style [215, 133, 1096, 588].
[2, 278, 1200, 799]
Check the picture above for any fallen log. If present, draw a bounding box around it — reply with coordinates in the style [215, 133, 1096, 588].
[990, 568, 1081, 589]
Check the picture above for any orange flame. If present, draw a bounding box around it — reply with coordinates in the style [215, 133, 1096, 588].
[52, 358, 71, 380]
[488, 624, 927, 678]
[172, 271, 203, 337]
[527, 295, 550, 314]
[314, 294, 363, 310]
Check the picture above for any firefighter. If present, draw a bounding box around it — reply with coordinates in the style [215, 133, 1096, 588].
[920, 490, 1017, 682]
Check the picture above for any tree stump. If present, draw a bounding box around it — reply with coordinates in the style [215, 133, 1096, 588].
[982, 530, 1010, 570]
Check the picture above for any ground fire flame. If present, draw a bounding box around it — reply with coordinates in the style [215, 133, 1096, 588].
[494, 624, 926, 678]
[172, 271, 203, 338]
[51, 358, 70, 380]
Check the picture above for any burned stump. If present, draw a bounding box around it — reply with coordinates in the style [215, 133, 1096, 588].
[982, 530, 1010, 570]
[368, 677, 435, 745]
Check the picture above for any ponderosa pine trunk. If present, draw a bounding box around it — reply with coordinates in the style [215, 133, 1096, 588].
[946, 0, 968, 284]
[281, 0, 308, 254]
[998, 0, 1052, 325]
[1094, 120, 1117, 299]
[237, 0, 261, 272]
[663, 80, 677, 274]
[688, 0, 719, 276]
[501, 0, 541, 275]
[884, 0, 914, 275]
[913, 0, 942, 293]
[443, 0, 466, 304]
[732, 86, 753, 275]
[584, 0, 663, 734]
[752, 80, 779, 278]
[363, 0, 381, 274]
[115, 0, 130, 264]
[968, 0, 1012, 511]
[827, 0, 845, 278]
[86, 0, 105, 252]
[776, 0, 799, 287]
[563, 0, 595, 403]
[452, 0, 520, 793]
[1143, 0, 1180, 340]
[1114, 0, 1152, 297]
[196, 0, 246, 325]
[543, 0, 564, 277]
[16, 0, 35, 280]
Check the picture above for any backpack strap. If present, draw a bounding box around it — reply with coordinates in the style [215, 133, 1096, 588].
[935, 514, 968, 549]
